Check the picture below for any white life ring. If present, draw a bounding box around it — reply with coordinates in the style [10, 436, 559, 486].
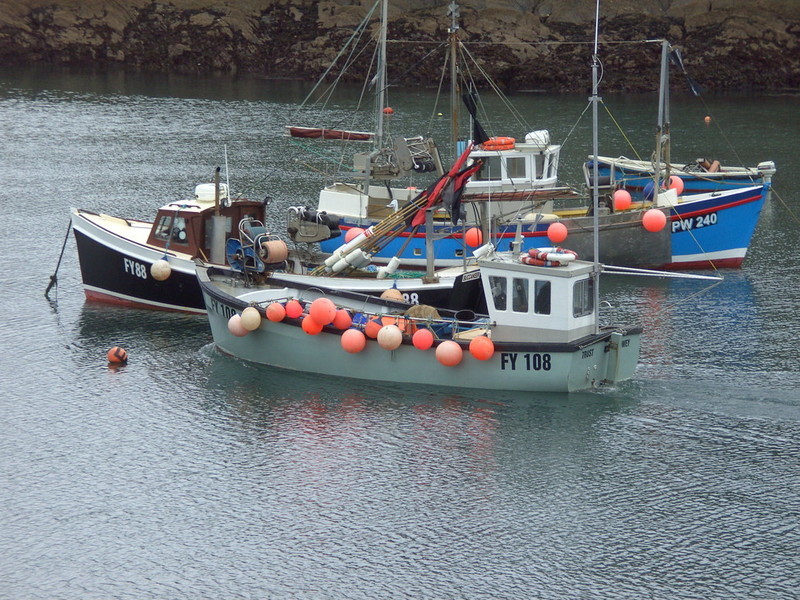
[520, 247, 578, 267]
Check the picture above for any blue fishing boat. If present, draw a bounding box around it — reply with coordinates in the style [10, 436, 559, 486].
[588, 155, 775, 197]
[320, 178, 768, 271]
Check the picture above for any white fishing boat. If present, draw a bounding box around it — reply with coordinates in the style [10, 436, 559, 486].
[197, 242, 642, 393]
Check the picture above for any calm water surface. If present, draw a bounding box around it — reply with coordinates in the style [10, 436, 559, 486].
[1, 67, 798, 599]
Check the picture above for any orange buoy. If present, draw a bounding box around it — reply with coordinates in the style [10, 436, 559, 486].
[436, 340, 463, 366]
[613, 189, 632, 211]
[412, 328, 434, 350]
[345, 227, 365, 243]
[464, 227, 483, 248]
[301, 315, 323, 335]
[285, 299, 303, 319]
[665, 175, 685, 195]
[642, 208, 667, 232]
[341, 328, 366, 353]
[547, 222, 568, 244]
[107, 346, 128, 364]
[469, 335, 494, 361]
[309, 297, 337, 326]
[333, 309, 352, 330]
[266, 302, 286, 322]
[365, 318, 382, 339]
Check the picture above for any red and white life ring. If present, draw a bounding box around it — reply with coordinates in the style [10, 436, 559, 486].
[520, 247, 578, 267]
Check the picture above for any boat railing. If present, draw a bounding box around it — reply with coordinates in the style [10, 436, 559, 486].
[245, 293, 492, 343]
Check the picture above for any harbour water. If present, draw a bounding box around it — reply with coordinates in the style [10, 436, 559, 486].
[1, 66, 799, 599]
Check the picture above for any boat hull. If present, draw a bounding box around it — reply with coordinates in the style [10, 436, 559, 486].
[321, 184, 767, 271]
[71, 209, 488, 314]
[666, 184, 767, 269]
[199, 269, 641, 393]
[72, 211, 206, 313]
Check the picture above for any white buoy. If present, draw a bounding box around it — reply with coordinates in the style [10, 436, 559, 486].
[377, 324, 403, 350]
[150, 259, 171, 281]
[240, 306, 262, 331]
[227, 314, 249, 337]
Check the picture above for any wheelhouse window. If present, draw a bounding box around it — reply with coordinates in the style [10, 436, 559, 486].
[534, 280, 551, 314]
[153, 214, 189, 245]
[489, 275, 507, 310]
[546, 156, 557, 179]
[507, 157, 527, 180]
[512, 277, 529, 312]
[534, 154, 545, 179]
[474, 156, 502, 181]
[573, 277, 594, 317]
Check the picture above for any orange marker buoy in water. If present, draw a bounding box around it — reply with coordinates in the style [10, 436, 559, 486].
[107, 346, 128, 364]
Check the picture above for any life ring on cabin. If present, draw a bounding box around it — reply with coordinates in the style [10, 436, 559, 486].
[482, 136, 516, 151]
[520, 247, 578, 267]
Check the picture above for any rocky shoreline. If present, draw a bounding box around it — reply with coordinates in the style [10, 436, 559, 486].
[1, 0, 799, 93]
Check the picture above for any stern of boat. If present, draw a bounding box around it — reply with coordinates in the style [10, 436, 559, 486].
[602, 328, 642, 384]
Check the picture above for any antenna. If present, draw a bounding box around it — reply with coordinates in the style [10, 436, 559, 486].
[224, 144, 230, 200]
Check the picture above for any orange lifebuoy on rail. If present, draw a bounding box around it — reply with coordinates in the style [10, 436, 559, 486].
[482, 136, 516, 151]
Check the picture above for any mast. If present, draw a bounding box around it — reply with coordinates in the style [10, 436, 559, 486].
[654, 39, 671, 187]
[590, 0, 601, 333]
[448, 1, 460, 154]
[375, 0, 388, 149]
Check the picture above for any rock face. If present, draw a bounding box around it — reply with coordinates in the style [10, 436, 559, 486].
[1, 0, 799, 92]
